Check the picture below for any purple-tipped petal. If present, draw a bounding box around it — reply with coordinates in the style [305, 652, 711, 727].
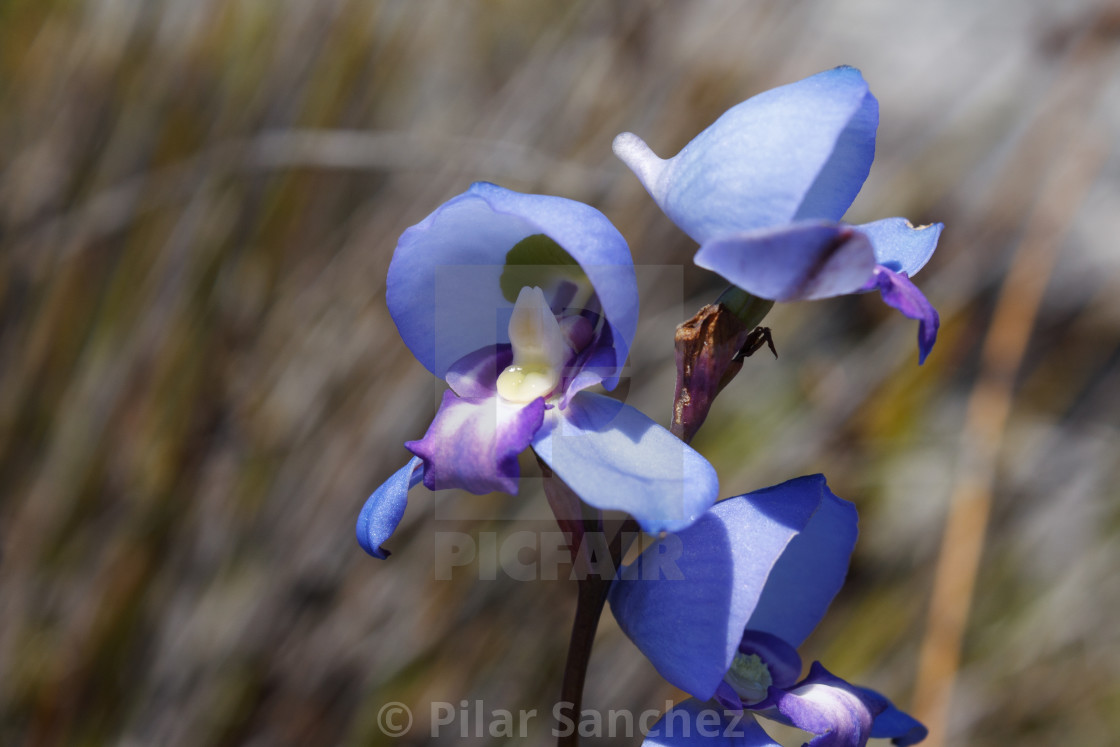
[859, 688, 928, 746]
[863, 266, 940, 364]
[608, 476, 831, 700]
[615, 67, 877, 245]
[762, 663, 886, 747]
[356, 456, 424, 558]
[694, 222, 876, 302]
[406, 390, 545, 495]
[745, 476, 858, 648]
[532, 391, 718, 534]
[387, 183, 637, 387]
[445, 345, 512, 398]
[643, 700, 780, 746]
[856, 218, 943, 276]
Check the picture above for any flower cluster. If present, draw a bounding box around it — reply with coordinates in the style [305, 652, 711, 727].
[358, 67, 941, 747]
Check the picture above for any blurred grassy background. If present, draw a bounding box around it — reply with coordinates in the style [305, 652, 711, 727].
[2, 1, 1119, 745]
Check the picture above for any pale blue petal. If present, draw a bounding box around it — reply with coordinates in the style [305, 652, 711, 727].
[694, 222, 876, 301]
[856, 218, 943, 276]
[794, 85, 879, 223]
[387, 183, 637, 388]
[643, 700, 779, 746]
[615, 67, 876, 245]
[745, 477, 858, 648]
[532, 391, 718, 534]
[608, 477, 824, 700]
[356, 456, 424, 559]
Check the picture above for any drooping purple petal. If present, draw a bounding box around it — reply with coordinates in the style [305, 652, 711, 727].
[445, 345, 512, 398]
[483, 185, 639, 391]
[744, 476, 858, 648]
[387, 183, 637, 388]
[738, 631, 803, 691]
[856, 218, 943, 276]
[356, 456, 424, 558]
[614, 66, 877, 245]
[643, 699, 780, 747]
[406, 390, 545, 495]
[694, 222, 876, 302]
[859, 688, 928, 746]
[608, 477, 827, 700]
[760, 662, 886, 747]
[863, 266, 940, 364]
[532, 391, 718, 534]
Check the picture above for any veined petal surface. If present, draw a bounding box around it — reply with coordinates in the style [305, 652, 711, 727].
[532, 391, 718, 534]
[615, 66, 877, 245]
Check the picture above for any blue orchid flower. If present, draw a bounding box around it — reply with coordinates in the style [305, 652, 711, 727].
[609, 475, 927, 746]
[357, 182, 719, 558]
[614, 66, 943, 363]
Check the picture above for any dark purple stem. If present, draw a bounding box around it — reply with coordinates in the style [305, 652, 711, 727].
[554, 295, 769, 745]
[555, 515, 638, 747]
[556, 554, 609, 747]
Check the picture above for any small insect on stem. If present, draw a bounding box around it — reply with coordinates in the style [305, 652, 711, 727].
[733, 327, 777, 361]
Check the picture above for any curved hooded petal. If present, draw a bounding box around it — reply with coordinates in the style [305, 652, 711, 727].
[744, 476, 858, 648]
[608, 475, 847, 700]
[863, 266, 940, 365]
[406, 390, 545, 495]
[856, 218, 943, 276]
[532, 391, 718, 534]
[614, 66, 877, 245]
[694, 222, 876, 301]
[387, 182, 638, 389]
[643, 699, 780, 746]
[760, 662, 886, 747]
[356, 456, 424, 558]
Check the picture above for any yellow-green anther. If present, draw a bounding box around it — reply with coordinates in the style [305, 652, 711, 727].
[724, 653, 773, 704]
